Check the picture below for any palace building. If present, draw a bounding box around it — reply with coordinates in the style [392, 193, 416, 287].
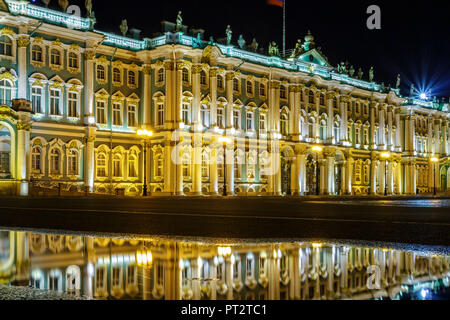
[0, 0, 449, 197]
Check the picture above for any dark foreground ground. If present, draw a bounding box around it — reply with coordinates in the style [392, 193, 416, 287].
[0, 195, 449, 247]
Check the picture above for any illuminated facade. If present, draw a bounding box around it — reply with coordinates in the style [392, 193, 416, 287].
[1, 231, 449, 300]
[0, 0, 449, 197]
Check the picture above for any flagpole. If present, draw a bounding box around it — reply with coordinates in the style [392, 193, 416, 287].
[283, 0, 286, 58]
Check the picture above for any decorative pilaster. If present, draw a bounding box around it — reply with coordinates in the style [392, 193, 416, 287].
[225, 71, 234, 128]
[210, 139, 219, 195]
[191, 64, 202, 130]
[84, 127, 96, 193]
[142, 65, 152, 127]
[84, 50, 96, 124]
[16, 116, 31, 196]
[210, 68, 218, 127]
[326, 92, 336, 144]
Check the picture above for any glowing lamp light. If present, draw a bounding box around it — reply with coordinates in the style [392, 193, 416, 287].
[88, 116, 96, 124]
[218, 246, 232, 257]
[219, 137, 232, 144]
[419, 93, 428, 100]
[312, 145, 323, 153]
[312, 242, 324, 248]
[381, 152, 390, 159]
[430, 157, 439, 163]
[137, 129, 153, 137]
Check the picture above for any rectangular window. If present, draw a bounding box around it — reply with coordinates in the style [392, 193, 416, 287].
[113, 103, 122, 126]
[233, 110, 240, 129]
[217, 108, 224, 129]
[96, 101, 106, 124]
[68, 92, 78, 118]
[259, 114, 266, 131]
[128, 104, 137, 127]
[31, 87, 42, 114]
[247, 112, 253, 130]
[157, 104, 164, 125]
[50, 89, 61, 116]
[182, 103, 189, 124]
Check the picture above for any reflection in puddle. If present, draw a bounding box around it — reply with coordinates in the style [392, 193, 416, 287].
[0, 230, 449, 300]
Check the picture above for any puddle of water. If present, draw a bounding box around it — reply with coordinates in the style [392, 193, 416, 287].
[0, 229, 449, 300]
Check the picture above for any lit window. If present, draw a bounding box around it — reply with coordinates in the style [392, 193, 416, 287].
[247, 111, 253, 130]
[113, 154, 122, 177]
[112, 103, 122, 126]
[246, 81, 253, 95]
[113, 68, 121, 84]
[50, 49, 61, 66]
[260, 83, 266, 97]
[0, 35, 12, 56]
[128, 71, 136, 86]
[158, 68, 164, 83]
[68, 52, 78, 69]
[157, 103, 164, 125]
[97, 65, 105, 81]
[31, 87, 43, 114]
[0, 80, 12, 105]
[68, 149, 78, 175]
[31, 147, 42, 174]
[259, 113, 266, 132]
[68, 92, 78, 118]
[127, 104, 137, 127]
[201, 104, 210, 127]
[233, 110, 240, 129]
[49, 89, 61, 116]
[233, 78, 239, 92]
[217, 108, 224, 129]
[31, 45, 43, 62]
[182, 68, 189, 83]
[217, 75, 223, 89]
[50, 148, 61, 174]
[182, 102, 190, 124]
[96, 154, 107, 177]
[128, 154, 138, 178]
[96, 101, 106, 124]
[200, 70, 207, 85]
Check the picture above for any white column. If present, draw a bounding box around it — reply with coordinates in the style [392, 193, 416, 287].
[395, 109, 401, 152]
[327, 93, 335, 143]
[142, 65, 152, 127]
[210, 68, 218, 127]
[17, 123, 30, 196]
[17, 35, 29, 99]
[85, 127, 96, 193]
[347, 157, 353, 195]
[434, 119, 441, 155]
[210, 140, 218, 195]
[225, 72, 234, 129]
[379, 105, 386, 149]
[387, 106, 393, 149]
[84, 50, 95, 124]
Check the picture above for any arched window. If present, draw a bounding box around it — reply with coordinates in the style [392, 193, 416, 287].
[96, 153, 107, 177]
[308, 119, 315, 138]
[67, 149, 78, 175]
[280, 86, 286, 99]
[96, 65, 105, 81]
[182, 68, 189, 83]
[68, 52, 79, 69]
[280, 113, 288, 136]
[355, 127, 361, 144]
[31, 146, 42, 174]
[50, 49, 61, 66]
[259, 83, 266, 97]
[50, 148, 61, 175]
[217, 75, 223, 89]
[233, 78, 239, 92]
[128, 154, 138, 178]
[246, 81, 253, 95]
[31, 45, 43, 62]
[201, 104, 210, 128]
[154, 152, 164, 178]
[158, 68, 165, 82]
[128, 71, 136, 86]
[308, 90, 315, 104]
[320, 94, 325, 106]
[0, 126, 11, 176]
[113, 68, 121, 83]
[200, 70, 207, 85]
[0, 35, 12, 56]
[112, 154, 122, 177]
[0, 80, 12, 105]
[234, 154, 241, 179]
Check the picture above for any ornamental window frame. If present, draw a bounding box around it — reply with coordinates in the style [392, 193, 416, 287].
[28, 74, 47, 115]
[182, 146, 192, 181]
[156, 67, 165, 86]
[49, 46, 64, 71]
[181, 91, 193, 125]
[67, 49, 81, 74]
[127, 147, 140, 180]
[111, 92, 125, 127]
[31, 43, 45, 67]
[0, 78, 13, 105]
[233, 108, 241, 130]
[216, 105, 225, 129]
[200, 70, 208, 87]
[126, 93, 140, 129]
[0, 34, 16, 59]
[201, 148, 210, 179]
[152, 145, 164, 181]
[30, 138, 47, 178]
[112, 147, 125, 180]
[216, 74, 224, 91]
[31, 146, 43, 175]
[112, 67, 122, 86]
[127, 67, 139, 89]
[233, 77, 240, 94]
[66, 80, 83, 120]
[66, 141, 82, 178]
[95, 146, 109, 180]
[259, 110, 267, 133]
[96, 64, 107, 84]
[246, 79, 254, 97]
[95, 89, 110, 126]
[48, 85, 63, 117]
[182, 67, 190, 85]
[259, 82, 266, 98]
[48, 145, 63, 178]
[201, 103, 210, 128]
[153, 92, 166, 127]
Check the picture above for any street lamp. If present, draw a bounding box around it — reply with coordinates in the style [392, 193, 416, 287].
[311, 145, 323, 195]
[137, 129, 153, 197]
[218, 136, 232, 196]
[430, 156, 439, 196]
[380, 152, 390, 196]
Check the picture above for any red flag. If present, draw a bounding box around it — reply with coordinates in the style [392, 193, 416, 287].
[267, 0, 284, 7]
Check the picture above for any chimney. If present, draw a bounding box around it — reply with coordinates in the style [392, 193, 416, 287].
[130, 28, 141, 40]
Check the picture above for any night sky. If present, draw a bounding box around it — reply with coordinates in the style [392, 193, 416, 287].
[34, 0, 450, 99]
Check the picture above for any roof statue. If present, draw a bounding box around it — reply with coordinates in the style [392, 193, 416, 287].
[238, 35, 246, 49]
[225, 25, 232, 45]
[369, 67, 374, 82]
[290, 39, 302, 58]
[349, 65, 355, 77]
[410, 84, 415, 97]
[176, 11, 182, 32]
[396, 74, 401, 89]
[58, 0, 69, 12]
[209, 36, 214, 45]
[357, 68, 363, 80]
[268, 42, 279, 57]
[250, 38, 258, 52]
[85, 0, 92, 16]
[42, 0, 51, 7]
[120, 19, 128, 37]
